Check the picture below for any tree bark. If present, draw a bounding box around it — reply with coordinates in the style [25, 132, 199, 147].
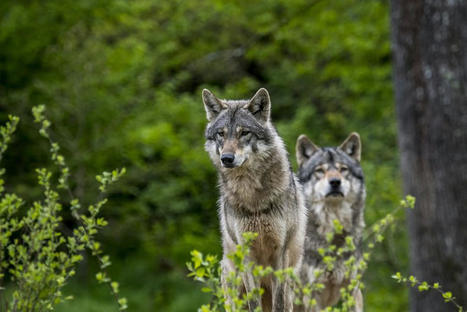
[390, 1, 467, 311]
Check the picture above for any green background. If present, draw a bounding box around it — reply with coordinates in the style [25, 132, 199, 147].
[0, 0, 408, 310]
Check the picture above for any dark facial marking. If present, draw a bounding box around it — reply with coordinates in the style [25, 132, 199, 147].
[326, 149, 334, 163]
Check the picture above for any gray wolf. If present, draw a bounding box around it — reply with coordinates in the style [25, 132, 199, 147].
[296, 133, 365, 312]
[202, 88, 306, 312]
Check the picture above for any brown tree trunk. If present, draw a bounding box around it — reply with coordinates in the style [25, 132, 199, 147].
[390, 1, 467, 311]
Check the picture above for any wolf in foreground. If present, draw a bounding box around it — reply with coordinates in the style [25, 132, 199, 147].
[202, 88, 306, 312]
[296, 133, 365, 312]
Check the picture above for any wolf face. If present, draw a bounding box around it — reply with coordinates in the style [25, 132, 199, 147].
[296, 133, 364, 207]
[202, 88, 273, 169]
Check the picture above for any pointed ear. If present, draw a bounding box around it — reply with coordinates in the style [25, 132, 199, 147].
[339, 132, 361, 162]
[245, 88, 271, 123]
[296, 134, 320, 167]
[202, 89, 227, 121]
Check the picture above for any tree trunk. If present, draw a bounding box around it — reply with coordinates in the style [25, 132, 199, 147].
[390, 1, 467, 311]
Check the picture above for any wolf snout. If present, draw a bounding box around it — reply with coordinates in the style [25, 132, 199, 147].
[327, 178, 344, 197]
[221, 153, 235, 167]
[329, 178, 341, 188]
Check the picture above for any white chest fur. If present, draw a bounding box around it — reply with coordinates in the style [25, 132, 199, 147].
[313, 201, 353, 235]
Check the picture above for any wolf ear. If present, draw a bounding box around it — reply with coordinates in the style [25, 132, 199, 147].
[296, 134, 320, 167]
[339, 132, 361, 162]
[202, 89, 227, 121]
[245, 88, 271, 123]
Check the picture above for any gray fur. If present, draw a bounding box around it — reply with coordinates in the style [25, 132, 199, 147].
[202, 88, 307, 312]
[296, 133, 366, 312]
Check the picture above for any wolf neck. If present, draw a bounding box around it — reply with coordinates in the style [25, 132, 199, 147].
[313, 201, 353, 235]
[220, 144, 290, 214]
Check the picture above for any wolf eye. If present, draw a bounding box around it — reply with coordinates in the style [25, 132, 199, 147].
[217, 131, 224, 138]
[340, 166, 348, 173]
[241, 130, 250, 136]
[314, 168, 324, 175]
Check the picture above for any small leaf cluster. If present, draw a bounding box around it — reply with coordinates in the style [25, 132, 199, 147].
[392, 273, 464, 312]
[399, 195, 415, 209]
[0, 109, 127, 311]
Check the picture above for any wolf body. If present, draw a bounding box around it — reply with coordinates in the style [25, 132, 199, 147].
[202, 88, 306, 312]
[296, 133, 366, 312]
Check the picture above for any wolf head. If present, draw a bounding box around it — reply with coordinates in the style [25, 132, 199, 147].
[296, 133, 364, 205]
[202, 88, 275, 169]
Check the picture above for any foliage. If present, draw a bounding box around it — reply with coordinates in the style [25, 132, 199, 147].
[0, 110, 126, 311]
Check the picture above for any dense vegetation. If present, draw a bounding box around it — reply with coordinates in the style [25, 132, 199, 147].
[0, 0, 407, 311]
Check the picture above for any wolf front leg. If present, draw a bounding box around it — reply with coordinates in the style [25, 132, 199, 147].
[271, 260, 294, 311]
[353, 288, 363, 312]
[272, 276, 289, 312]
[273, 227, 304, 312]
[272, 252, 300, 311]
[241, 270, 262, 311]
[221, 257, 261, 311]
[221, 258, 235, 309]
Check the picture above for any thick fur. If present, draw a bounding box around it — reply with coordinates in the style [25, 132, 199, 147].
[296, 133, 366, 312]
[202, 88, 306, 312]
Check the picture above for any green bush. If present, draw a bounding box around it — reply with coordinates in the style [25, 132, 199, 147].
[0, 109, 126, 311]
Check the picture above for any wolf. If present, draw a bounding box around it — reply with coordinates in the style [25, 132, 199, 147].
[295, 133, 366, 312]
[202, 88, 307, 312]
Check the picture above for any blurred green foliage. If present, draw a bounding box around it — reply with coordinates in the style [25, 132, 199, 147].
[0, 0, 407, 310]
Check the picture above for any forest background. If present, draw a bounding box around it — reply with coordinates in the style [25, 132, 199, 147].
[0, 0, 407, 311]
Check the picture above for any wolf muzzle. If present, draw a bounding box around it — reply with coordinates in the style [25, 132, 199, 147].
[326, 177, 344, 197]
[221, 153, 235, 168]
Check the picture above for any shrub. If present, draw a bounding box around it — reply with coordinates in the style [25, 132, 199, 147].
[0, 108, 126, 311]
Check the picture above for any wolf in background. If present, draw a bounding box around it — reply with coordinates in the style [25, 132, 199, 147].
[296, 133, 366, 312]
[202, 88, 306, 312]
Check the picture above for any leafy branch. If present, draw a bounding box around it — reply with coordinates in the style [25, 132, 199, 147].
[0, 108, 127, 311]
[392, 272, 464, 312]
[32, 105, 128, 311]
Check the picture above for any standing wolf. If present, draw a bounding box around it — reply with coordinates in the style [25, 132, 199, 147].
[295, 133, 365, 312]
[202, 88, 306, 312]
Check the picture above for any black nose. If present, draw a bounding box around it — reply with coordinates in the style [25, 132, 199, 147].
[221, 153, 235, 165]
[329, 178, 341, 188]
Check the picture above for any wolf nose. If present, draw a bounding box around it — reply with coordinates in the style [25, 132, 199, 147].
[329, 178, 341, 188]
[221, 153, 235, 166]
